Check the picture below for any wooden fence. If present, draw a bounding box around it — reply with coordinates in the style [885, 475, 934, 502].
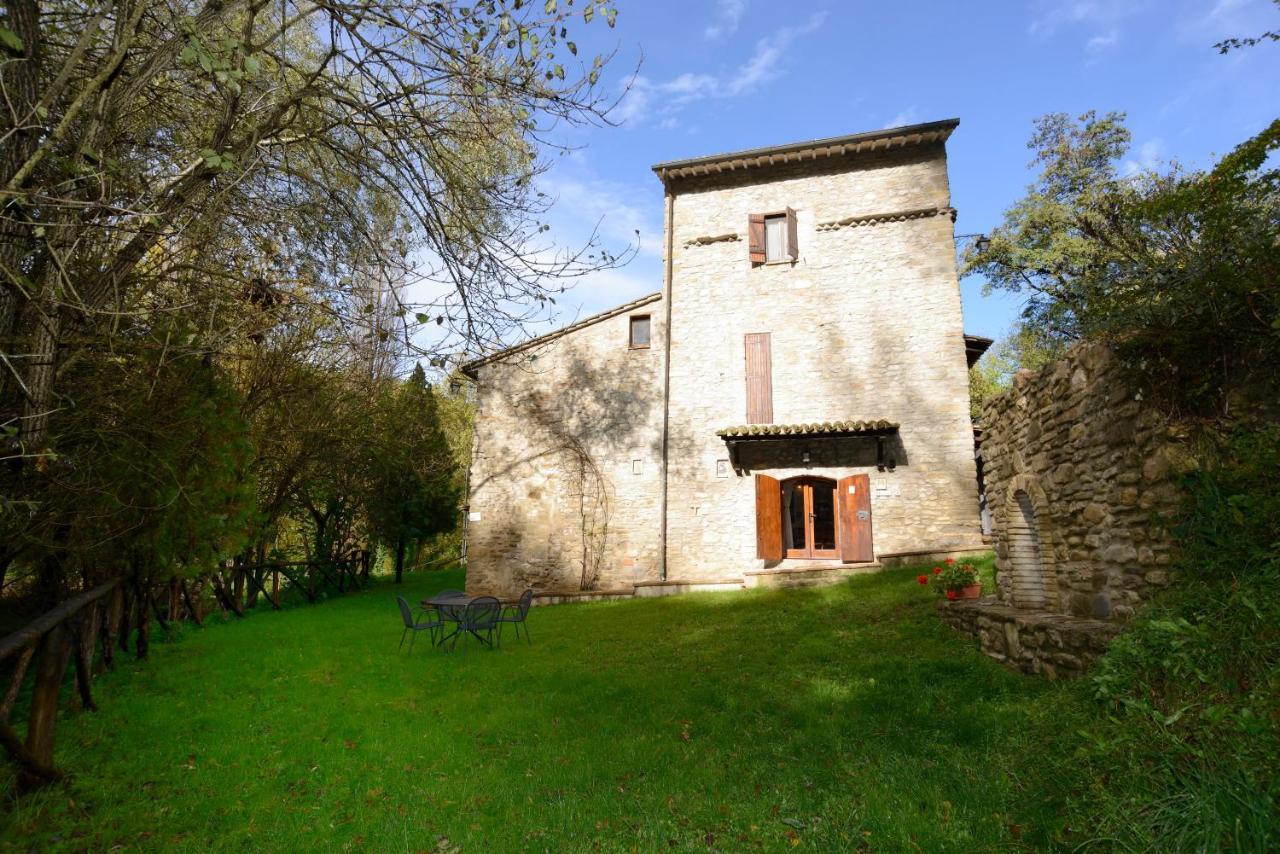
[0, 553, 371, 792]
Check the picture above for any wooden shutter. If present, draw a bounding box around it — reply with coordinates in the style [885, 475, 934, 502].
[747, 213, 766, 264]
[755, 474, 783, 561]
[785, 207, 799, 261]
[743, 332, 773, 424]
[837, 474, 874, 563]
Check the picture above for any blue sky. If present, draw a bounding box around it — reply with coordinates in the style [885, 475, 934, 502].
[526, 0, 1280, 342]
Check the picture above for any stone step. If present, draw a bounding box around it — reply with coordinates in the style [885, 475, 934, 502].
[742, 562, 881, 589]
[633, 579, 745, 598]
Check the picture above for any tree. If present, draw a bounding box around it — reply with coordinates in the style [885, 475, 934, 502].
[963, 112, 1280, 416]
[968, 324, 1059, 420]
[364, 366, 458, 584]
[1, 0, 631, 456]
[1, 0, 631, 600]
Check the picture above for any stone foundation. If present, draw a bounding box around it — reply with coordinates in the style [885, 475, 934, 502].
[938, 597, 1121, 679]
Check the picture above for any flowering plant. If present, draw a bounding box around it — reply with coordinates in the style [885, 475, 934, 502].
[930, 561, 981, 597]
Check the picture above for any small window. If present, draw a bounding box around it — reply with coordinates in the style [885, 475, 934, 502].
[764, 215, 786, 261]
[747, 208, 798, 265]
[629, 314, 651, 349]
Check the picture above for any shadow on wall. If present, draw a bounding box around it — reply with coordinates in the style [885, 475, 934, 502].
[473, 343, 662, 592]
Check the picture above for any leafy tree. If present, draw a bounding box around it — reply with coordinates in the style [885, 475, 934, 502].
[968, 324, 1060, 420]
[964, 111, 1280, 416]
[364, 365, 458, 583]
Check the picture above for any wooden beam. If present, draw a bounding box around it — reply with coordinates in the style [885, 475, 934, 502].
[0, 579, 121, 664]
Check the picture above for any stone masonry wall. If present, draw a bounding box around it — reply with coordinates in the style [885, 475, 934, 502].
[663, 144, 985, 579]
[466, 298, 665, 595]
[980, 341, 1185, 621]
[937, 598, 1121, 680]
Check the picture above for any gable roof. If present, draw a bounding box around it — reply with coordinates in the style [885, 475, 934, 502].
[651, 118, 960, 184]
[460, 291, 662, 377]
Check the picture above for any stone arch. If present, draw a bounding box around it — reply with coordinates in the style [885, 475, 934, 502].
[1002, 475, 1058, 610]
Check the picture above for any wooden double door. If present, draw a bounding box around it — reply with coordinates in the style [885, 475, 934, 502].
[755, 473, 874, 563]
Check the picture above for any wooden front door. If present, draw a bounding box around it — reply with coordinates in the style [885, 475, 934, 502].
[783, 477, 839, 559]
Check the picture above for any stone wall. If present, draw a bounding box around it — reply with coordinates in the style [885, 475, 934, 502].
[979, 341, 1185, 621]
[663, 143, 984, 579]
[465, 295, 666, 595]
[937, 598, 1121, 680]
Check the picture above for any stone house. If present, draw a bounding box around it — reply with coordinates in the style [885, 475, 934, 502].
[462, 119, 992, 598]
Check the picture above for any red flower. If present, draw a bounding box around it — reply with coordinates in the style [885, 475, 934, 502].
[932, 566, 942, 575]
[917, 575, 928, 585]
[945, 589, 957, 600]
[944, 557, 956, 566]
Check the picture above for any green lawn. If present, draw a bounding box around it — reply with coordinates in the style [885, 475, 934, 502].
[1, 558, 1072, 851]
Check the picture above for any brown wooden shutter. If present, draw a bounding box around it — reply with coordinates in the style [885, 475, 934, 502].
[755, 474, 783, 561]
[837, 474, 874, 563]
[747, 213, 766, 264]
[785, 207, 799, 261]
[743, 332, 773, 424]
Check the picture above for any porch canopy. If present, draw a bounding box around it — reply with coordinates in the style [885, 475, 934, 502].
[716, 419, 900, 474]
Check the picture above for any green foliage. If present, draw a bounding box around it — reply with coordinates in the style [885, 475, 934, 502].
[363, 367, 460, 581]
[25, 324, 257, 584]
[966, 112, 1280, 416]
[1022, 428, 1280, 851]
[968, 324, 1061, 419]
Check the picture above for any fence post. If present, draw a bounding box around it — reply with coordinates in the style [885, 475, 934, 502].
[272, 569, 280, 609]
[18, 623, 72, 791]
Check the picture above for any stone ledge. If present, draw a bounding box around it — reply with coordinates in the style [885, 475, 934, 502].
[744, 561, 878, 577]
[878, 546, 990, 569]
[528, 588, 636, 607]
[939, 596, 1123, 680]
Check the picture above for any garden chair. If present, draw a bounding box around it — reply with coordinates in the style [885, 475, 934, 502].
[451, 596, 501, 653]
[396, 596, 443, 653]
[497, 589, 534, 645]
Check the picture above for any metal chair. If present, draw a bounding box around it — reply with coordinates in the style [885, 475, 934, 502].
[396, 596, 442, 653]
[497, 589, 534, 645]
[451, 596, 501, 653]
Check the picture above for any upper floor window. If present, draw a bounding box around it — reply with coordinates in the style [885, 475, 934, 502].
[629, 314, 651, 349]
[748, 208, 798, 265]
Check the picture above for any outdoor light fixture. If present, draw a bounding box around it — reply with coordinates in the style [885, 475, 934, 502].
[975, 234, 991, 254]
[802, 451, 811, 464]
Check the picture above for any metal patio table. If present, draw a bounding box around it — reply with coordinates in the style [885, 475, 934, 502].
[420, 592, 515, 648]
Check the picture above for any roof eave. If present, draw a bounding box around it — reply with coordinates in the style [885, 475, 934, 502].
[651, 118, 959, 183]
[460, 291, 663, 377]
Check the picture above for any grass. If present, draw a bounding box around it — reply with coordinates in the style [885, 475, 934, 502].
[1, 556, 1074, 851]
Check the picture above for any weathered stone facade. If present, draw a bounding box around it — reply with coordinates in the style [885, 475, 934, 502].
[946, 340, 1188, 675]
[465, 294, 666, 594]
[980, 341, 1184, 620]
[464, 120, 987, 597]
[662, 144, 982, 580]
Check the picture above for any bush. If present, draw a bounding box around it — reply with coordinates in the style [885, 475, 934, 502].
[1026, 427, 1280, 850]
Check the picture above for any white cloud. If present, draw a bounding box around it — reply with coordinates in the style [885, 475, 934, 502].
[705, 0, 749, 41]
[1085, 29, 1119, 53]
[614, 12, 827, 127]
[1122, 138, 1166, 175]
[883, 107, 920, 130]
[537, 173, 663, 262]
[1028, 0, 1145, 56]
[1028, 0, 1145, 35]
[1182, 0, 1277, 43]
